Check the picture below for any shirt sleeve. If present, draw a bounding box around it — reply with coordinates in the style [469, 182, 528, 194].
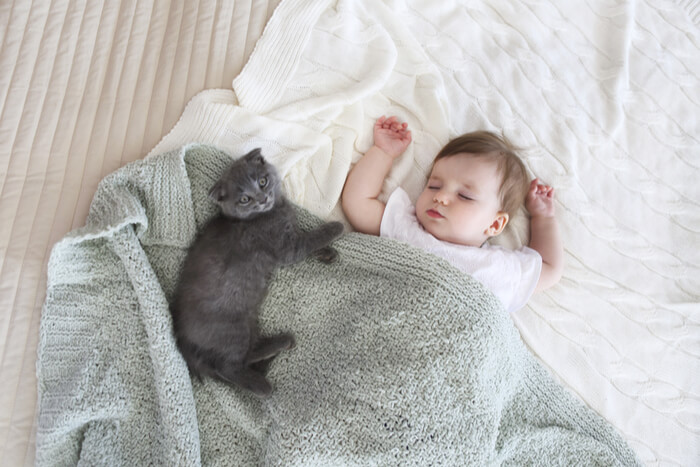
[379, 188, 412, 239]
[507, 246, 543, 312]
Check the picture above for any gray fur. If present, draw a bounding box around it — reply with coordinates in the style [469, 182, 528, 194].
[170, 149, 343, 397]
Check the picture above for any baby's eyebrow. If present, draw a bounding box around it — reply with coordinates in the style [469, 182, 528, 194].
[461, 183, 478, 193]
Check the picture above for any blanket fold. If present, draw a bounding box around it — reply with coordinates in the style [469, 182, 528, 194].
[37, 144, 640, 466]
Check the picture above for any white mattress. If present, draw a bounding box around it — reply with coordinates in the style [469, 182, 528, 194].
[2, 0, 698, 465]
[0, 0, 278, 464]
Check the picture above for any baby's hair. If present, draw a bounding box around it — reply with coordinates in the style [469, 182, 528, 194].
[433, 131, 530, 218]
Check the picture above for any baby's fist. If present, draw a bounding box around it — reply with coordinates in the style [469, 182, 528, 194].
[526, 178, 555, 218]
[373, 115, 412, 158]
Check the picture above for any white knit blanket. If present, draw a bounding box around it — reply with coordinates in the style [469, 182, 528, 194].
[144, 0, 698, 464]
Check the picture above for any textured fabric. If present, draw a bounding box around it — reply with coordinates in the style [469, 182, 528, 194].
[37, 144, 640, 465]
[380, 187, 541, 313]
[0, 1, 278, 463]
[141, 1, 700, 463]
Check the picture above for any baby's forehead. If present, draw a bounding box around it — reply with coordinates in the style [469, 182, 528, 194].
[430, 153, 501, 175]
[429, 154, 503, 188]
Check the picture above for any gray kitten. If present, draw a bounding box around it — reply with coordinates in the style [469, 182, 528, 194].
[170, 148, 343, 397]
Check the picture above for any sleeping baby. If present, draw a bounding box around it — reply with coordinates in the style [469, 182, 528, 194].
[341, 116, 563, 313]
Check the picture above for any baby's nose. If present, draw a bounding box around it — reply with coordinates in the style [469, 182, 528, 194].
[434, 190, 450, 205]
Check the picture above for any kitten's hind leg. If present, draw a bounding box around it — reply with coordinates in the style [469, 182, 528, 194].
[214, 365, 273, 397]
[247, 334, 296, 364]
[250, 357, 275, 375]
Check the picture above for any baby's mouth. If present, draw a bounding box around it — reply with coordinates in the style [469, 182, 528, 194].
[426, 209, 444, 219]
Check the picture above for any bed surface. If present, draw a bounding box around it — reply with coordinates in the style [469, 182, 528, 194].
[2, 0, 699, 465]
[0, 0, 279, 463]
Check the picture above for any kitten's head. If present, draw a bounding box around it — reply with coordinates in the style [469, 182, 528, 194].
[209, 148, 282, 219]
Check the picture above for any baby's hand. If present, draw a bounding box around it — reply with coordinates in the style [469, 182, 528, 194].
[374, 115, 412, 158]
[526, 178, 555, 218]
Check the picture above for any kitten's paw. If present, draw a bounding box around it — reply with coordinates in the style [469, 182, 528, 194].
[249, 379, 273, 398]
[314, 246, 338, 264]
[275, 332, 296, 351]
[248, 334, 296, 363]
[285, 334, 297, 350]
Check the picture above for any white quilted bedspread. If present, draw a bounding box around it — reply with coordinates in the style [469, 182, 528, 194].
[0, 0, 278, 464]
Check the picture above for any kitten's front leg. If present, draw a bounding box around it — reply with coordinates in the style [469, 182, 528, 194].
[303, 221, 344, 261]
[282, 221, 343, 264]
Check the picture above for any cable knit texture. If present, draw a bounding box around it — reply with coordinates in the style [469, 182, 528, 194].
[139, 1, 700, 463]
[37, 144, 640, 465]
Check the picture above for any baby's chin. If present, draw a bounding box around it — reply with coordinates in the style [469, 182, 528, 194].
[418, 218, 485, 247]
[416, 216, 450, 242]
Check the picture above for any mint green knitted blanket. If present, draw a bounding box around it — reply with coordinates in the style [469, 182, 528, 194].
[37, 145, 640, 466]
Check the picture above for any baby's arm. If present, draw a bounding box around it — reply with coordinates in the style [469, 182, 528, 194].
[526, 179, 564, 292]
[341, 116, 412, 235]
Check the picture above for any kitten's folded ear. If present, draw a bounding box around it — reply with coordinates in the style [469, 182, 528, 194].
[243, 148, 265, 165]
[209, 181, 226, 202]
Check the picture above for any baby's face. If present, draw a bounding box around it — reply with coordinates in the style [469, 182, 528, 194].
[415, 154, 505, 247]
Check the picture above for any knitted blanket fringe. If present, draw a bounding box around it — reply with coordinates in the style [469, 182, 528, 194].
[36, 145, 640, 466]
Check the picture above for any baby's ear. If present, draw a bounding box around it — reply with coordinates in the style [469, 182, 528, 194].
[486, 212, 509, 237]
[208, 181, 226, 202]
[243, 148, 264, 164]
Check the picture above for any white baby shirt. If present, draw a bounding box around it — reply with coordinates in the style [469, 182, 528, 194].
[380, 188, 542, 313]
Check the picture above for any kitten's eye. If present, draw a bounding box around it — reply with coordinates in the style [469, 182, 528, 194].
[259, 176, 268, 187]
[239, 195, 250, 204]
